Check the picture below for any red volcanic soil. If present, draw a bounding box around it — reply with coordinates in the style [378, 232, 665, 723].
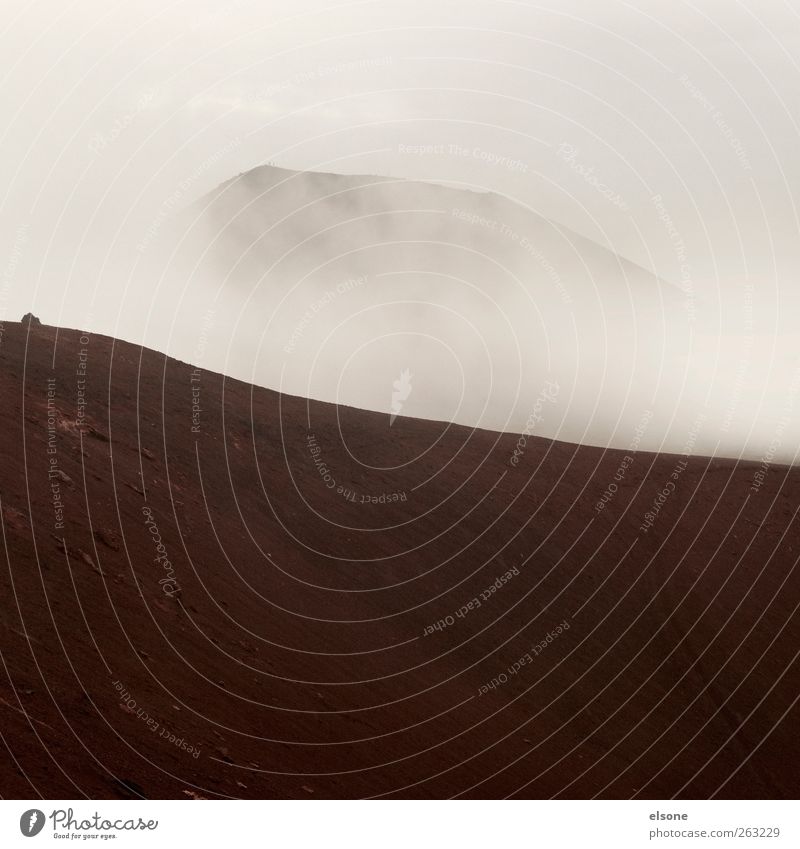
[1, 319, 799, 800]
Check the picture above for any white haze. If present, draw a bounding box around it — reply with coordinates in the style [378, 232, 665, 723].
[0, 0, 798, 461]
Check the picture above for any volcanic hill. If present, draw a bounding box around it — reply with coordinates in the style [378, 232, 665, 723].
[1, 319, 798, 799]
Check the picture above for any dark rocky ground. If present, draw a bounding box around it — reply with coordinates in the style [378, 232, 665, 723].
[1, 319, 798, 799]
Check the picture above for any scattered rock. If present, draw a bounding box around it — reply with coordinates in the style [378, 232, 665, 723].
[2, 505, 28, 533]
[87, 425, 110, 442]
[93, 528, 120, 551]
[215, 746, 234, 764]
[76, 549, 105, 576]
[77, 550, 94, 567]
[114, 778, 147, 798]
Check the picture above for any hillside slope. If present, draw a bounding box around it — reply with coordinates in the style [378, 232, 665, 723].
[0, 319, 798, 799]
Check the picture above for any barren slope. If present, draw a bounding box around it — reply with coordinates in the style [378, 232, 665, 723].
[1, 319, 798, 799]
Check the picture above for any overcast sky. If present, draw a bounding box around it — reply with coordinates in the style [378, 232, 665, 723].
[1, 0, 798, 459]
